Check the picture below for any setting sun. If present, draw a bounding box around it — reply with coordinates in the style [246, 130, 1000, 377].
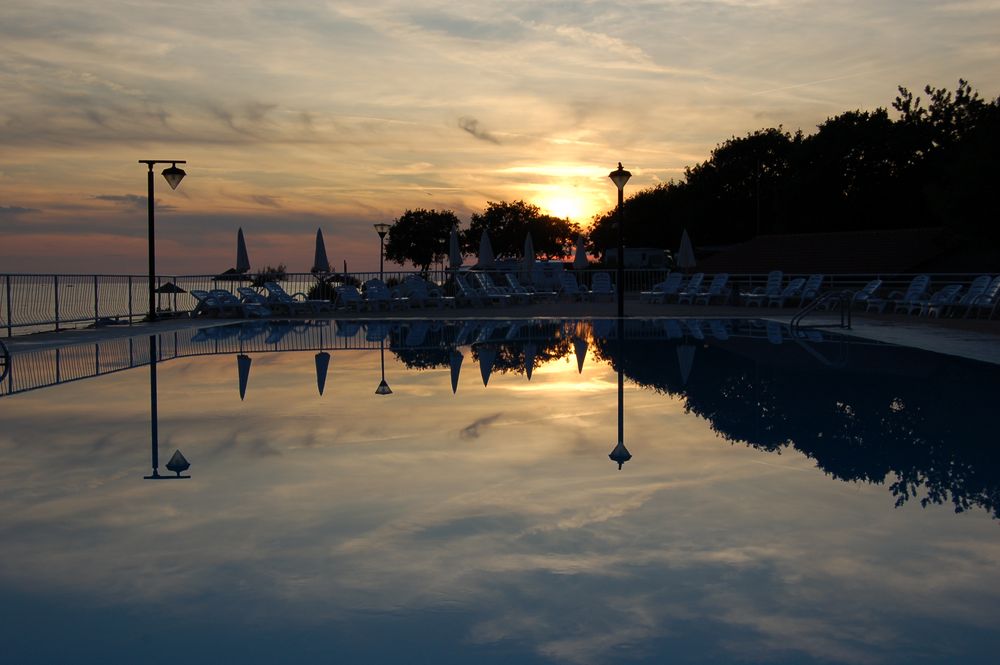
[537, 195, 586, 221]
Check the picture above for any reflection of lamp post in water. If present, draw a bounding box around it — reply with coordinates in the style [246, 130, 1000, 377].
[144, 335, 190, 479]
[609, 317, 631, 470]
[375, 338, 392, 395]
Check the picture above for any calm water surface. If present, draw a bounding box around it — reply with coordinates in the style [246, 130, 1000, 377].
[1, 319, 998, 664]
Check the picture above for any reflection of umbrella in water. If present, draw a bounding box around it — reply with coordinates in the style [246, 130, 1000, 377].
[573, 336, 588, 374]
[237, 353, 252, 400]
[315, 351, 331, 395]
[524, 343, 537, 380]
[478, 346, 496, 386]
[677, 344, 696, 386]
[165, 450, 191, 476]
[449, 349, 463, 394]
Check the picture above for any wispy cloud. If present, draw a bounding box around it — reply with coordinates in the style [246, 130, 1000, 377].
[459, 413, 503, 439]
[458, 116, 501, 144]
[0, 205, 40, 216]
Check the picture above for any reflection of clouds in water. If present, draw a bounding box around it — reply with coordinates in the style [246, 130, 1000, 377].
[0, 350, 998, 663]
[459, 413, 503, 440]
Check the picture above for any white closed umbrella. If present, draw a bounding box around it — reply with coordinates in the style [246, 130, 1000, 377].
[449, 227, 463, 269]
[521, 233, 535, 281]
[236, 228, 251, 274]
[478, 231, 495, 269]
[313, 228, 331, 274]
[676, 229, 696, 270]
[573, 236, 588, 270]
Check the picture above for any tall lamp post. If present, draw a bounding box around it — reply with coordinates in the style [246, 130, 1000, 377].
[139, 160, 186, 322]
[608, 162, 631, 319]
[374, 223, 390, 281]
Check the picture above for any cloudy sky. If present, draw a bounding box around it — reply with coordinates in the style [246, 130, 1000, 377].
[2, 0, 999, 273]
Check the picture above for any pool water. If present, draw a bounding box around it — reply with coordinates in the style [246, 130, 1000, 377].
[1, 319, 999, 664]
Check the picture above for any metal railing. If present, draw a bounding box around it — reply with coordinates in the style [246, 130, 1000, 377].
[2, 270, 995, 337]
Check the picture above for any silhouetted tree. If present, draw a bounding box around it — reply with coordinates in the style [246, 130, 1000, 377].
[464, 200, 579, 260]
[385, 209, 459, 273]
[586, 80, 1000, 256]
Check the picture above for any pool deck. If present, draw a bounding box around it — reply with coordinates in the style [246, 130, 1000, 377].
[5, 301, 1000, 366]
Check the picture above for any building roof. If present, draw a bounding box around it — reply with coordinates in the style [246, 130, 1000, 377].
[695, 227, 949, 274]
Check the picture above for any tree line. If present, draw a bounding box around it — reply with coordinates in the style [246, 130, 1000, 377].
[383, 79, 998, 271]
[589, 79, 1000, 253]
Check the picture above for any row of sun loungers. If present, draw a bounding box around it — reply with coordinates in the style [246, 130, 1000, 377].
[190, 272, 1000, 319]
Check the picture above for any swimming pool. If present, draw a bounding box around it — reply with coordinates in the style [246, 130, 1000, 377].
[1, 319, 998, 664]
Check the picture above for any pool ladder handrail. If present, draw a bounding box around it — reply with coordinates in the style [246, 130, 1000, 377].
[791, 290, 853, 331]
[0, 338, 9, 384]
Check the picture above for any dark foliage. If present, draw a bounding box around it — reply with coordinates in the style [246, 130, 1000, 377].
[384, 209, 460, 273]
[463, 200, 580, 260]
[588, 80, 1000, 254]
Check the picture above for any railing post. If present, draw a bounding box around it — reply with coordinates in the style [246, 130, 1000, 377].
[5, 275, 11, 338]
[54, 275, 60, 332]
[94, 275, 99, 327]
[128, 275, 133, 324]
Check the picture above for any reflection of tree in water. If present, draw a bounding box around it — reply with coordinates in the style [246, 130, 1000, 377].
[389, 320, 572, 377]
[595, 335, 1000, 519]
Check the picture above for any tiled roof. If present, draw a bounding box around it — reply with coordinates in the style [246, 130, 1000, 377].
[696, 227, 947, 274]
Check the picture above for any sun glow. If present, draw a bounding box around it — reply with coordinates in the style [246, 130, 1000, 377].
[537, 195, 586, 221]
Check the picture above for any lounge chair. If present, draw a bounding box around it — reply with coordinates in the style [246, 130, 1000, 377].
[640, 272, 683, 304]
[742, 270, 783, 306]
[456, 274, 510, 306]
[334, 285, 369, 312]
[399, 276, 455, 308]
[474, 272, 527, 304]
[236, 287, 279, 317]
[945, 275, 992, 318]
[505, 273, 557, 302]
[363, 279, 409, 310]
[675, 273, 705, 304]
[558, 272, 592, 301]
[190, 289, 244, 317]
[966, 275, 1000, 319]
[798, 274, 825, 305]
[694, 273, 729, 305]
[866, 275, 930, 313]
[767, 277, 806, 307]
[211, 289, 270, 317]
[263, 281, 331, 315]
[917, 284, 963, 317]
[590, 272, 615, 302]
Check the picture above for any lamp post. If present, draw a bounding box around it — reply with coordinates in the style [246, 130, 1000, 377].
[374, 223, 390, 281]
[139, 160, 186, 322]
[608, 162, 631, 319]
[608, 316, 631, 470]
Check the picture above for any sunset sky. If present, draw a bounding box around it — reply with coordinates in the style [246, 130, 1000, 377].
[2, 0, 999, 273]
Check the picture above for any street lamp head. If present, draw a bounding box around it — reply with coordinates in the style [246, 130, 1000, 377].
[162, 163, 187, 190]
[609, 162, 631, 192]
[374, 223, 390, 239]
